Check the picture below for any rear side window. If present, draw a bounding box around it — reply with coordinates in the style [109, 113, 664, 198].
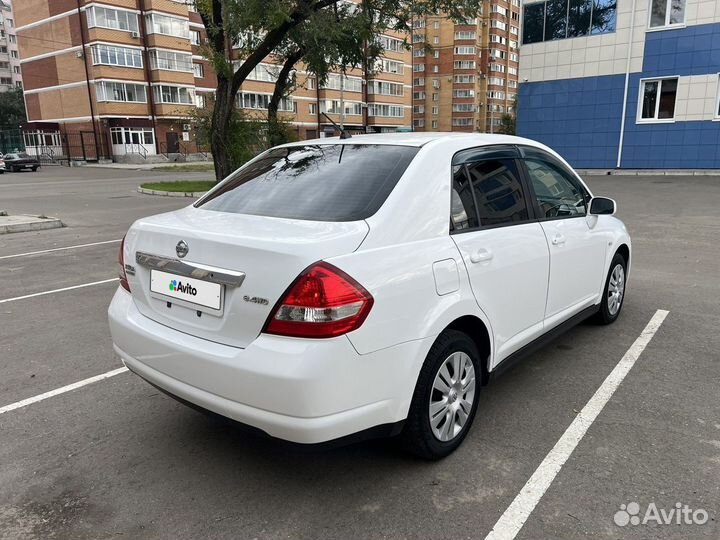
[196, 144, 419, 221]
[462, 158, 530, 227]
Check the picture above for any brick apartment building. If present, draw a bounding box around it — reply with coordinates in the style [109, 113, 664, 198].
[15, 0, 412, 162]
[411, 0, 520, 133]
[0, 0, 22, 92]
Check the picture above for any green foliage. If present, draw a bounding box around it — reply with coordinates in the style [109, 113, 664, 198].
[497, 113, 516, 135]
[0, 88, 27, 129]
[141, 180, 216, 192]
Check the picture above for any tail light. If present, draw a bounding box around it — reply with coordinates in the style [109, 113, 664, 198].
[118, 234, 131, 292]
[263, 262, 373, 338]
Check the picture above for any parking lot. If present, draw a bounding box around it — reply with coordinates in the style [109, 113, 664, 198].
[1, 166, 719, 540]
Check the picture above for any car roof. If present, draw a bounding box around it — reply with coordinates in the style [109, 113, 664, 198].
[279, 132, 545, 149]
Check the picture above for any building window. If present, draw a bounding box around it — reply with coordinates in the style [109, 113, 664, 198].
[414, 49, 426, 57]
[377, 35, 404, 52]
[414, 119, 425, 128]
[193, 63, 204, 77]
[649, 0, 685, 28]
[86, 6, 139, 33]
[454, 89, 475, 98]
[413, 77, 425, 86]
[432, 65, 439, 73]
[431, 120, 438, 128]
[413, 91, 426, 99]
[454, 31, 476, 40]
[321, 74, 363, 93]
[367, 104, 405, 117]
[454, 74, 475, 83]
[110, 127, 154, 147]
[91, 44, 143, 68]
[95, 81, 147, 102]
[190, 30, 201, 45]
[433, 36, 440, 44]
[145, 13, 189, 38]
[377, 58, 403, 74]
[638, 78, 678, 122]
[309, 103, 317, 115]
[454, 60, 476, 69]
[320, 100, 362, 115]
[368, 80, 404, 96]
[11, 50, 18, 58]
[237, 92, 295, 112]
[245, 63, 280, 83]
[452, 118, 473, 127]
[432, 106, 439, 115]
[149, 50, 193, 72]
[153, 85, 195, 105]
[195, 93, 207, 108]
[454, 46, 476, 55]
[413, 105, 425, 114]
[453, 103, 475, 112]
[413, 63, 425, 72]
[522, 0, 616, 44]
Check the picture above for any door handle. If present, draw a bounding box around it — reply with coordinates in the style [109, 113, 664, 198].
[470, 248, 494, 263]
[551, 234, 566, 246]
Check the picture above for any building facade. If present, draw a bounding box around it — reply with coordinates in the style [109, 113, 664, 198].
[412, 0, 521, 133]
[15, 0, 411, 162]
[0, 0, 22, 92]
[518, 0, 720, 169]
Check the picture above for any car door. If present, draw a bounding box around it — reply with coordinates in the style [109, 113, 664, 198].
[450, 146, 550, 367]
[518, 146, 608, 327]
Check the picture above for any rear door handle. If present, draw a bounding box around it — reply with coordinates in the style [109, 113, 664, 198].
[470, 248, 494, 263]
[551, 234, 566, 246]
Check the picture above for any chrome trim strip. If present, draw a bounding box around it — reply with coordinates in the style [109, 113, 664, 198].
[135, 252, 245, 287]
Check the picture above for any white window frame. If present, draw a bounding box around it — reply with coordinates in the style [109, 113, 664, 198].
[714, 74, 720, 120]
[153, 84, 195, 105]
[647, 0, 686, 30]
[149, 49, 193, 72]
[193, 63, 204, 78]
[86, 6, 139, 33]
[145, 12, 190, 39]
[636, 76, 678, 124]
[95, 81, 147, 103]
[91, 44, 143, 68]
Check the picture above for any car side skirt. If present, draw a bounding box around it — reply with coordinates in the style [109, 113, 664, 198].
[488, 304, 600, 382]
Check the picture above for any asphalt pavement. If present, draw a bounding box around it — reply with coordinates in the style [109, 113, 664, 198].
[0, 166, 718, 540]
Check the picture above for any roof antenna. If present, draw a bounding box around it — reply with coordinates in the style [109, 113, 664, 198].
[321, 112, 352, 139]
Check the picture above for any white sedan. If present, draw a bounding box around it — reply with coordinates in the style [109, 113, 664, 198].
[109, 133, 630, 459]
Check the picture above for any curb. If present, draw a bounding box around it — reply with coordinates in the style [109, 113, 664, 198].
[0, 215, 64, 235]
[577, 169, 720, 177]
[137, 187, 208, 197]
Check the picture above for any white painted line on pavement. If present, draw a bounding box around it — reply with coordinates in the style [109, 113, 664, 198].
[0, 367, 129, 416]
[0, 239, 121, 260]
[0, 278, 119, 304]
[484, 309, 670, 540]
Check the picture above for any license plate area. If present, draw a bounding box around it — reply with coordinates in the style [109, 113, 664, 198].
[150, 269, 224, 315]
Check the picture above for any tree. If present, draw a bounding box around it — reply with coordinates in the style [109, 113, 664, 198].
[496, 113, 515, 135]
[196, 0, 480, 182]
[0, 88, 27, 129]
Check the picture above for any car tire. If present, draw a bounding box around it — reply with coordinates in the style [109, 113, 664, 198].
[592, 252, 627, 325]
[400, 329, 481, 460]
[32, 167, 38, 172]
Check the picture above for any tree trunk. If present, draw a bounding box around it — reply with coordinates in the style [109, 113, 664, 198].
[267, 49, 305, 147]
[210, 78, 235, 183]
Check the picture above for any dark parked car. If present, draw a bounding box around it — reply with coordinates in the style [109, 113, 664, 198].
[4, 153, 40, 172]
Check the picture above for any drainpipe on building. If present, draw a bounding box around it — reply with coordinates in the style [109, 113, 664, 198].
[138, 0, 159, 151]
[76, 0, 101, 159]
[616, 0, 638, 168]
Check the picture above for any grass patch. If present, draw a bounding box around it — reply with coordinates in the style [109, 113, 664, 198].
[152, 163, 216, 172]
[141, 180, 215, 193]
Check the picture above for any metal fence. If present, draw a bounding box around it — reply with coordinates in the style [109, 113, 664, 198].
[0, 129, 112, 165]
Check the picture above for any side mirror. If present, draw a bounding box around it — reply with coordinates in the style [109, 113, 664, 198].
[590, 197, 616, 216]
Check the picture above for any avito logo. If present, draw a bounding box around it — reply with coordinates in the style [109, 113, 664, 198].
[168, 279, 197, 296]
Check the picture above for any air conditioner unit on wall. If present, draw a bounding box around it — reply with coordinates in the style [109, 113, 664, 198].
[182, 124, 191, 131]
[130, 31, 140, 39]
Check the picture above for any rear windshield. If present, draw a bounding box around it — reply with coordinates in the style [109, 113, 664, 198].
[195, 144, 419, 221]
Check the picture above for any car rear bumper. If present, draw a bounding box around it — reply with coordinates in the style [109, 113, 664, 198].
[108, 288, 430, 444]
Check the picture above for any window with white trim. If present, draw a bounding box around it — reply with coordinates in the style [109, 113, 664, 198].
[320, 100, 362, 115]
[309, 103, 317, 115]
[453, 89, 475, 98]
[377, 35, 404, 52]
[245, 63, 280, 83]
[86, 6, 139, 33]
[649, 0, 685, 28]
[96, 81, 147, 102]
[368, 103, 404, 117]
[638, 77, 678, 121]
[153, 85, 194, 105]
[376, 58, 403, 74]
[91, 44, 143, 68]
[453, 103, 475, 112]
[193, 63, 204, 77]
[452, 118, 473, 126]
[454, 60, 476, 69]
[149, 50, 193, 72]
[110, 127, 154, 146]
[413, 77, 425, 86]
[195, 93, 207, 108]
[413, 91, 426, 99]
[321, 74, 363, 93]
[455, 31, 477, 40]
[368, 80, 404, 96]
[190, 30, 201, 45]
[237, 92, 295, 112]
[455, 74, 475, 83]
[454, 46, 476, 55]
[431, 120, 438, 128]
[145, 13, 189, 38]
[413, 63, 425, 72]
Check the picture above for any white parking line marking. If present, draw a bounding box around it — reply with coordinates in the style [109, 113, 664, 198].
[0, 278, 119, 304]
[484, 309, 670, 540]
[0, 367, 129, 415]
[0, 239, 121, 260]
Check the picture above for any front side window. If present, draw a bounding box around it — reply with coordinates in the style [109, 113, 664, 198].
[639, 78, 678, 121]
[649, 0, 685, 28]
[196, 145, 419, 222]
[524, 158, 587, 219]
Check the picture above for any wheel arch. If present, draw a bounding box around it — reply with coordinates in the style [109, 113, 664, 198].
[615, 243, 630, 269]
[444, 315, 492, 386]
